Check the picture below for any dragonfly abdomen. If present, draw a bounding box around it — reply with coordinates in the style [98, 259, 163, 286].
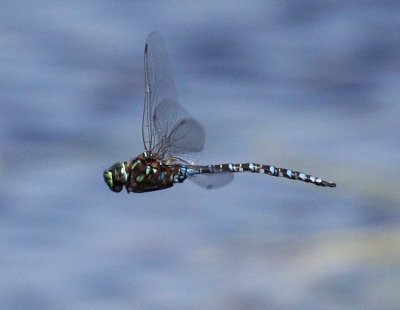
[189, 163, 336, 187]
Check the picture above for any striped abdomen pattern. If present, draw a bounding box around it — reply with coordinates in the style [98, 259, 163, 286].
[189, 163, 336, 187]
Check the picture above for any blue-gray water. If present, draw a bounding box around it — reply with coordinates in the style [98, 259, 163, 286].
[1, 1, 400, 309]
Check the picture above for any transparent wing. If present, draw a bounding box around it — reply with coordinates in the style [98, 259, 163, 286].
[152, 99, 205, 163]
[143, 31, 178, 151]
[189, 173, 234, 189]
[142, 32, 205, 163]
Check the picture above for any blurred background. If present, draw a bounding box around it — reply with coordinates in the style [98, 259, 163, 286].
[1, 1, 400, 309]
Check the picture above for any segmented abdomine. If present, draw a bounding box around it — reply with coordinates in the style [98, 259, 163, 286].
[188, 163, 336, 187]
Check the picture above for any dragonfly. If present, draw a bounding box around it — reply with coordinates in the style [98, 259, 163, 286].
[103, 32, 336, 193]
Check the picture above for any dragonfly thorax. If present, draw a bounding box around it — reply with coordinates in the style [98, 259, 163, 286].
[118, 153, 187, 193]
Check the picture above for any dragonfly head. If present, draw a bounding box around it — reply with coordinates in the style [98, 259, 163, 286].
[103, 162, 128, 192]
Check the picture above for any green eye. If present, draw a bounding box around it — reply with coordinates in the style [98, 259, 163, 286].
[104, 162, 127, 193]
[103, 171, 113, 188]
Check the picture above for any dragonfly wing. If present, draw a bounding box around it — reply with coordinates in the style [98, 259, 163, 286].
[143, 31, 177, 151]
[142, 32, 205, 163]
[189, 173, 234, 189]
[152, 98, 205, 164]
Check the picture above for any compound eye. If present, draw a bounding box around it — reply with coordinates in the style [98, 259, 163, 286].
[103, 170, 113, 188]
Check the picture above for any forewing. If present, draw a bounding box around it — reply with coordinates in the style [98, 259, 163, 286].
[143, 32, 177, 151]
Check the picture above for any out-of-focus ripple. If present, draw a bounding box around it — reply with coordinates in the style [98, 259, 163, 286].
[1, 1, 399, 309]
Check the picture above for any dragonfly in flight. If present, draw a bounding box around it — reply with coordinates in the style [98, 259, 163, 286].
[103, 32, 336, 193]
